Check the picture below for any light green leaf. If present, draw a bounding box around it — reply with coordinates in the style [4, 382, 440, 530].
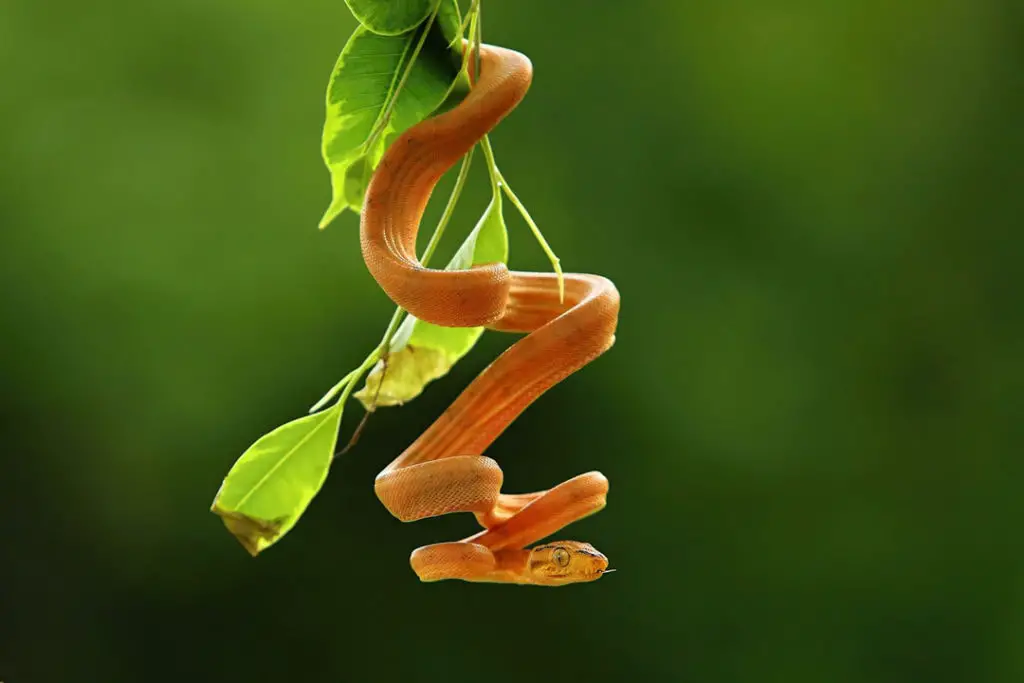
[355, 193, 507, 408]
[344, 140, 386, 214]
[211, 403, 343, 556]
[344, 0, 435, 36]
[319, 0, 463, 228]
[446, 192, 507, 268]
[322, 141, 384, 220]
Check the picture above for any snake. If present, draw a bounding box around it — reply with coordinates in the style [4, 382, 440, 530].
[359, 40, 620, 586]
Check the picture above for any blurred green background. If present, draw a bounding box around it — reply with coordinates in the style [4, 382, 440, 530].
[2, 0, 1022, 680]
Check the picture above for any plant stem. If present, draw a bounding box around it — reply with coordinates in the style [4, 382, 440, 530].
[308, 368, 359, 414]
[480, 133, 565, 302]
[470, 2, 564, 302]
[479, 133, 502, 198]
[496, 166, 565, 302]
[420, 147, 475, 264]
[468, 0, 482, 85]
[455, 0, 475, 44]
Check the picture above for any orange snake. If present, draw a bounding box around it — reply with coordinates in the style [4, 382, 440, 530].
[360, 42, 620, 586]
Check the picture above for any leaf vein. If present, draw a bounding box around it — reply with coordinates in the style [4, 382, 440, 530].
[231, 408, 339, 511]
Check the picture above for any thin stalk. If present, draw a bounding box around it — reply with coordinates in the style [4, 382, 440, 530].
[478, 134, 565, 302]
[459, 0, 480, 78]
[473, 2, 483, 84]
[335, 349, 379, 411]
[420, 147, 475, 264]
[335, 350, 388, 456]
[454, 0, 475, 44]
[308, 368, 359, 414]
[471, 3, 564, 302]
[479, 131, 502, 197]
[496, 166, 565, 302]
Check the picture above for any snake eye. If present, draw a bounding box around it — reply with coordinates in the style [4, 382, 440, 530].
[552, 547, 571, 568]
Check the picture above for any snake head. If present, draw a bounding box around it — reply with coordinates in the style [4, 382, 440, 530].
[527, 541, 610, 585]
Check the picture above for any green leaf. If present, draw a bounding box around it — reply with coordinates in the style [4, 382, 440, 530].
[322, 141, 383, 220]
[211, 404, 343, 556]
[344, 0, 435, 36]
[355, 193, 508, 408]
[345, 141, 386, 214]
[319, 0, 463, 228]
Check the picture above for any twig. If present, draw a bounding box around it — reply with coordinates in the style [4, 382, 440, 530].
[335, 354, 389, 458]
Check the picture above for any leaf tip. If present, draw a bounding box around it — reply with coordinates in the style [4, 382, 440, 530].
[212, 505, 288, 558]
[318, 211, 336, 230]
[319, 192, 350, 230]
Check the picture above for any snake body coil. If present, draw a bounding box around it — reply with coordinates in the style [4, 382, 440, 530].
[360, 43, 619, 586]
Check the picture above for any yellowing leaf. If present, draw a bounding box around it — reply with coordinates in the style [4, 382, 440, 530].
[354, 345, 452, 407]
[211, 404, 343, 556]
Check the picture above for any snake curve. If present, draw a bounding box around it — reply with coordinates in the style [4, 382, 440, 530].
[360, 41, 620, 586]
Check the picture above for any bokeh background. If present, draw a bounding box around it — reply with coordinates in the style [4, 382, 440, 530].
[2, 0, 1022, 680]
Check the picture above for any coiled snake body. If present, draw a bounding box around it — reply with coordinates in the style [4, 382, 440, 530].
[361, 42, 620, 586]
